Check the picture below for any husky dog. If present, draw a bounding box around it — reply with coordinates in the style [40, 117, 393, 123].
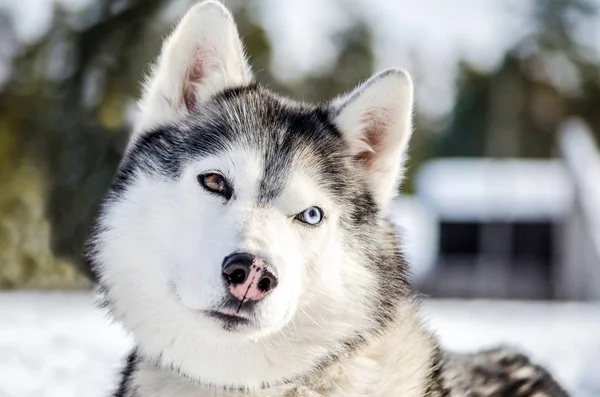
[85, 2, 568, 396]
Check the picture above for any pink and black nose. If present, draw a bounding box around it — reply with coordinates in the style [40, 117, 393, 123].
[222, 253, 278, 302]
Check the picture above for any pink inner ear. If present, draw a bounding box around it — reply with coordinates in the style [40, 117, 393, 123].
[183, 43, 220, 110]
[355, 109, 391, 168]
[183, 48, 206, 110]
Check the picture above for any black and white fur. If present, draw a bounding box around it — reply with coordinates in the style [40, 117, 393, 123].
[85, 2, 569, 396]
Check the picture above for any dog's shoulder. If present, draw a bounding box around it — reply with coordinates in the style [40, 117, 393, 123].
[430, 347, 569, 397]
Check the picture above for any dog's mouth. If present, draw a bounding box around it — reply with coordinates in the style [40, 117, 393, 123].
[171, 283, 258, 331]
[204, 309, 251, 330]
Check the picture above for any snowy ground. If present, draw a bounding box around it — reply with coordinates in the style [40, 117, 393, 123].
[1, 292, 599, 397]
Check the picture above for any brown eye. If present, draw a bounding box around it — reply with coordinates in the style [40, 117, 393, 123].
[198, 173, 232, 199]
[203, 173, 226, 191]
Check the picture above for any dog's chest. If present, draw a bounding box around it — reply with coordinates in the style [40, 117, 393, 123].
[128, 312, 436, 397]
[131, 355, 430, 397]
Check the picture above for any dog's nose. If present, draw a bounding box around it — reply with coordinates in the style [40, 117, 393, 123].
[222, 253, 278, 301]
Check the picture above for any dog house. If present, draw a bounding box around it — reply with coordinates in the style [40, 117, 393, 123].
[414, 158, 573, 299]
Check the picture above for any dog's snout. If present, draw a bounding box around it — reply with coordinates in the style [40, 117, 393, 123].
[222, 253, 278, 301]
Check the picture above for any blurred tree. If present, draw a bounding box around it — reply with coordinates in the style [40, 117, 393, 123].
[230, 1, 279, 91]
[437, 0, 599, 159]
[434, 63, 492, 157]
[0, 0, 169, 288]
[286, 18, 375, 102]
[233, 0, 375, 102]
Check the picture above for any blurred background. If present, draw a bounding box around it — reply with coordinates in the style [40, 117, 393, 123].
[0, 0, 599, 396]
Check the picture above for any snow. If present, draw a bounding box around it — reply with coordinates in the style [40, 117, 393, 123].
[0, 292, 132, 397]
[415, 158, 574, 221]
[1, 292, 598, 397]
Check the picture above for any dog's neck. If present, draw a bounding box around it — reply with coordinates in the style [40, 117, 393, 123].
[127, 303, 438, 397]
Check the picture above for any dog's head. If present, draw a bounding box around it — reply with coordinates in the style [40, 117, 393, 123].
[87, 1, 414, 388]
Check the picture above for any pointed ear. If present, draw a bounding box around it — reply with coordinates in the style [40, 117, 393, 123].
[135, 1, 252, 133]
[331, 69, 414, 207]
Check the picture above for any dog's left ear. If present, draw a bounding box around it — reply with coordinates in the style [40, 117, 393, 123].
[331, 69, 414, 208]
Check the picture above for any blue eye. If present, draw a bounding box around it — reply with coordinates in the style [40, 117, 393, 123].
[296, 206, 323, 225]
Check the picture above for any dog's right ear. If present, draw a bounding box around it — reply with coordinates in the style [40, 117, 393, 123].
[330, 69, 414, 208]
[134, 1, 252, 134]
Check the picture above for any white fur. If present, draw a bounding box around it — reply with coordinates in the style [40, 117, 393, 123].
[332, 69, 414, 208]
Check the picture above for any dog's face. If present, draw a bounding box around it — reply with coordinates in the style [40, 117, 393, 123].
[112, 96, 356, 339]
[87, 1, 414, 388]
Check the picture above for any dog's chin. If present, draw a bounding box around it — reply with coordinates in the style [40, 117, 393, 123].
[200, 308, 293, 341]
[202, 309, 257, 333]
